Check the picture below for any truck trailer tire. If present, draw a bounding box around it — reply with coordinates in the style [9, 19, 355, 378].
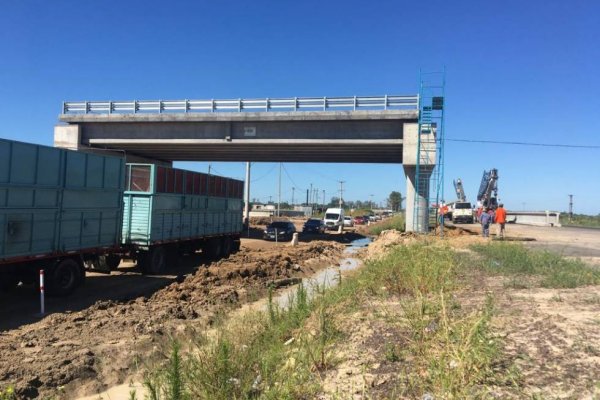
[141, 247, 167, 275]
[204, 238, 222, 260]
[222, 237, 233, 258]
[48, 258, 82, 296]
[232, 239, 241, 253]
[104, 255, 121, 271]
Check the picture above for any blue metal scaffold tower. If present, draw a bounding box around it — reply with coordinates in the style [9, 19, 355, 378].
[413, 68, 446, 234]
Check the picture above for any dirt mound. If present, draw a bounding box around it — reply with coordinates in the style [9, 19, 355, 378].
[434, 224, 477, 237]
[364, 230, 420, 260]
[0, 241, 343, 399]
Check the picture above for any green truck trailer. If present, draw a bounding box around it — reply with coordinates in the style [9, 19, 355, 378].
[120, 163, 243, 274]
[0, 138, 243, 295]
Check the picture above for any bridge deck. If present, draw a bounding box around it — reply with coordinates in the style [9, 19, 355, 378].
[58, 109, 417, 163]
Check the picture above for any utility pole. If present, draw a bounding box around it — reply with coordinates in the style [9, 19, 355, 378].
[306, 189, 309, 206]
[277, 163, 282, 217]
[322, 189, 325, 208]
[338, 181, 345, 208]
[291, 187, 295, 207]
[244, 162, 251, 225]
[269, 195, 272, 204]
[309, 183, 313, 209]
[568, 194, 573, 222]
[208, 164, 211, 175]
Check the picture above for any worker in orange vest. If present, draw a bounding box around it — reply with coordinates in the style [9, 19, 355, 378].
[495, 203, 507, 239]
[439, 202, 449, 226]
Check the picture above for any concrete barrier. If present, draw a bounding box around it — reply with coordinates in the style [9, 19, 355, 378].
[507, 211, 561, 227]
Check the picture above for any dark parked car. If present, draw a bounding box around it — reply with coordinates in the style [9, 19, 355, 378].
[302, 218, 325, 234]
[263, 221, 296, 241]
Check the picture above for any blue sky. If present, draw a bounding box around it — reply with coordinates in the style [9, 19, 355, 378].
[1, 1, 598, 213]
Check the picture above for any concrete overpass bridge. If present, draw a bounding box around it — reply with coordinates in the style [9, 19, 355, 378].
[55, 95, 438, 231]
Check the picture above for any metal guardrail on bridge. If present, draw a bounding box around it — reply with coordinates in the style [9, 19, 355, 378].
[62, 95, 419, 114]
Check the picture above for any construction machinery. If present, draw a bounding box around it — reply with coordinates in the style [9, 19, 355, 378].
[453, 179, 466, 202]
[477, 169, 499, 210]
[448, 178, 473, 223]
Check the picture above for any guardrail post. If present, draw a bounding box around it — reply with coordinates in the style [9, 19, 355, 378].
[294, 97, 297, 111]
[185, 99, 189, 113]
[211, 99, 215, 112]
[159, 100, 162, 113]
[108, 101, 112, 114]
[323, 97, 326, 111]
[353, 96, 357, 111]
[266, 97, 269, 112]
[62, 101, 66, 114]
[133, 100, 137, 114]
[238, 98, 242, 112]
[384, 95, 388, 110]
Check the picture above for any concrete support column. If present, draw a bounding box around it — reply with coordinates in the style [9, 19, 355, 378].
[404, 165, 431, 232]
[244, 162, 251, 225]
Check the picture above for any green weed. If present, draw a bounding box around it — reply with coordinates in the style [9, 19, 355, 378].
[143, 243, 513, 399]
[368, 214, 406, 235]
[143, 283, 331, 399]
[471, 242, 600, 288]
[384, 342, 401, 362]
[0, 387, 16, 400]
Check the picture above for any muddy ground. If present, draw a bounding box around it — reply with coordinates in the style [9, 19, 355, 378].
[0, 236, 346, 399]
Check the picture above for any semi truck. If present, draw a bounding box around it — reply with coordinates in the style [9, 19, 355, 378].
[0, 138, 243, 295]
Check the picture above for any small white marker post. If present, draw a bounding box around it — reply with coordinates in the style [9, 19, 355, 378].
[39, 269, 45, 315]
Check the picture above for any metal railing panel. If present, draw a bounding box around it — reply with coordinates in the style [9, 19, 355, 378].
[62, 95, 418, 114]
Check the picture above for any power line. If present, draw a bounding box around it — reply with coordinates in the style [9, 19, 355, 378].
[251, 164, 277, 182]
[301, 165, 340, 182]
[281, 164, 304, 191]
[446, 138, 600, 149]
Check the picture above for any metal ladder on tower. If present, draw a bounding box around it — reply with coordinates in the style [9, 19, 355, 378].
[413, 68, 446, 233]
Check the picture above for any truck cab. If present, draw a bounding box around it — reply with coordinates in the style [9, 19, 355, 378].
[451, 202, 474, 224]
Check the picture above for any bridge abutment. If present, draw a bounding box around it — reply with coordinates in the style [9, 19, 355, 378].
[54, 124, 172, 166]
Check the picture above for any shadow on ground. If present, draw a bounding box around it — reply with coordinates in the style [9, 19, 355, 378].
[0, 252, 211, 331]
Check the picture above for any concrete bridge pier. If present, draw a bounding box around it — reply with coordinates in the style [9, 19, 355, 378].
[404, 165, 432, 232]
[402, 123, 436, 233]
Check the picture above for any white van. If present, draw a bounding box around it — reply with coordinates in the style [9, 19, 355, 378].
[324, 208, 344, 231]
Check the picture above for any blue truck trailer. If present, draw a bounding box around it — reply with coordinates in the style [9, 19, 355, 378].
[0, 138, 244, 295]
